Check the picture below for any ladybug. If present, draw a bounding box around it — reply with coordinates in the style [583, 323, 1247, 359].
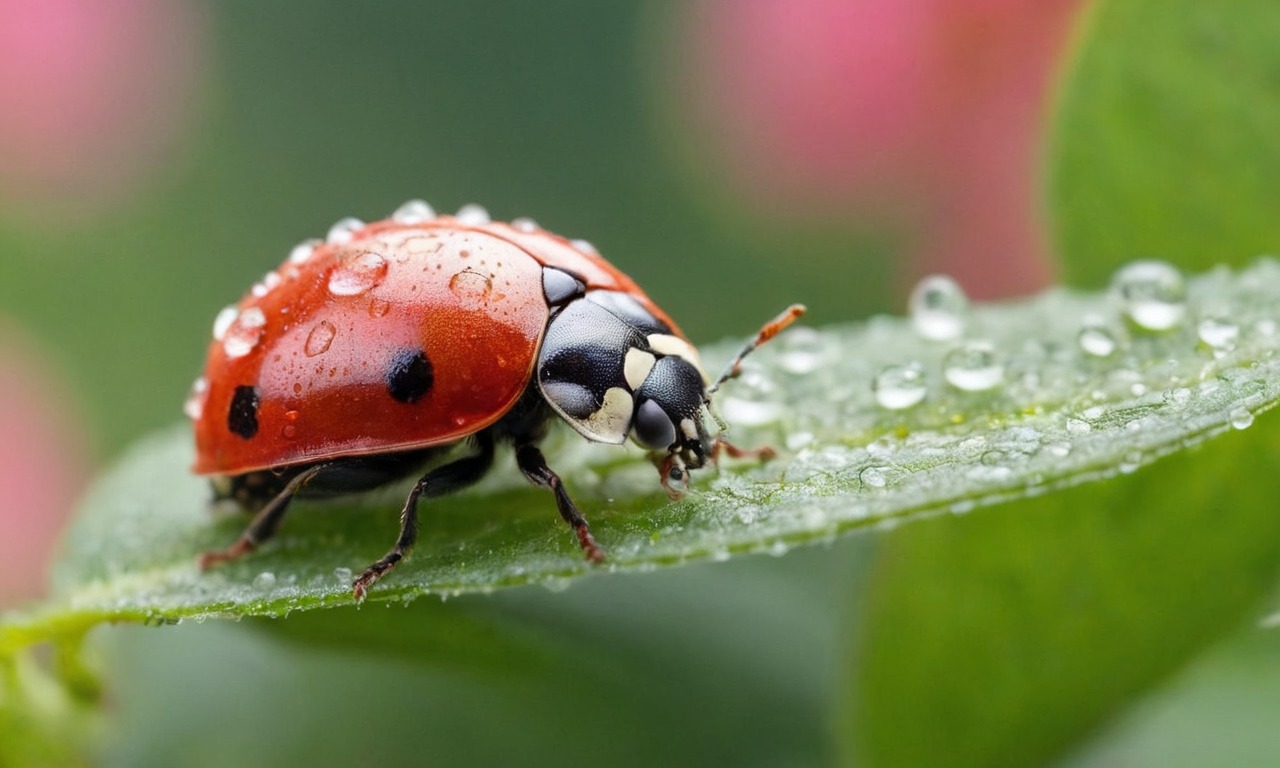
[187, 200, 804, 600]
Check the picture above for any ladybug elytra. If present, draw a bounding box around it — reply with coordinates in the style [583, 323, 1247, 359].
[188, 201, 804, 600]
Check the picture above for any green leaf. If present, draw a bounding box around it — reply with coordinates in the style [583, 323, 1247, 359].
[4, 260, 1280, 651]
[1049, 0, 1280, 284]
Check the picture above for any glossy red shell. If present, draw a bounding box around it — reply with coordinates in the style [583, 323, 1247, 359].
[190, 215, 681, 476]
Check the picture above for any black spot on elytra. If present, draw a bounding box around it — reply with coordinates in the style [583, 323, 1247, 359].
[228, 385, 260, 439]
[387, 348, 434, 404]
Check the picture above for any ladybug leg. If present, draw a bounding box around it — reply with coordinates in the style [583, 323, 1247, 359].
[515, 442, 606, 564]
[352, 434, 496, 602]
[198, 463, 331, 570]
[711, 437, 776, 466]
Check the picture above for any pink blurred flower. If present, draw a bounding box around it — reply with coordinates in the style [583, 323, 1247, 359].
[0, 320, 92, 606]
[0, 0, 205, 222]
[675, 0, 1083, 299]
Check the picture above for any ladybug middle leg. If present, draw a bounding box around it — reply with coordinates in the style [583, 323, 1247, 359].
[352, 433, 496, 601]
[514, 442, 605, 564]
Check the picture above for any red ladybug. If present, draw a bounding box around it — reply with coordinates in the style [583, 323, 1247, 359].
[188, 200, 803, 600]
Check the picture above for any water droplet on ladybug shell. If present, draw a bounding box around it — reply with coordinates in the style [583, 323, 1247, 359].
[511, 217, 538, 233]
[328, 251, 388, 296]
[289, 239, 320, 265]
[281, 409, 301, 439]
[326, 217, 365, 245]
[304, 320, 337, 357]
[448, 269, 493, 302]
[456, 203, 490, 225]
[212, 305, 238, 341]
[393, 199, 435, 224]
[184, 377, 208, 420]
[223, 306, 266, 358]
[369, 297, 391, 317]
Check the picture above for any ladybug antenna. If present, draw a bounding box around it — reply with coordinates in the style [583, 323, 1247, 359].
[706, 304, 807, 400]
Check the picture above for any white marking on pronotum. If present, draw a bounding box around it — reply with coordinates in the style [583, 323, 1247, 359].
[623, 348, 657, 390]
[680, 417, 699, 440]
[585, 387, 634, 443]
[646, 334, 709, 382]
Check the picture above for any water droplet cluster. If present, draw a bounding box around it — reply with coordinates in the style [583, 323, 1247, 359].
[674, 257, 1280, 542]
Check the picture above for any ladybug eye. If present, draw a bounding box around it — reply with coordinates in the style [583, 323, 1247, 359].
[633, 399, 676, 451]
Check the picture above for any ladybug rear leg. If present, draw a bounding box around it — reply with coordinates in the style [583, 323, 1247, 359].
[515, 442, 606, 564]
[198, 462, 332, 569]
[352, 433, 496, 602]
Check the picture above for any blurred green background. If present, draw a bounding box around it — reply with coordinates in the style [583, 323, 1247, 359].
[6, 1, 1280, 766]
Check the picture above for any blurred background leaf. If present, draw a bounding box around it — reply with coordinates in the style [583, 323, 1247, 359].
[1049, 0, 1280, 283]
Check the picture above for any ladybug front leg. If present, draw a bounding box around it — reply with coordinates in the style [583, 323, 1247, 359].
[515, 443, 606, 564]
[352, 433, 496, 602]
[199, 462, 332, 570]
[711, 437, 777, 466]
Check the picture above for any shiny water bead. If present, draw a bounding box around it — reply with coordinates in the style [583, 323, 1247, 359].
[1111, 260, 1186, 331]
[1197, 316, 1238, 350]
[455, 203, 490, 225]
[909, 275, 969, 341]
[1077, 324, 1118, 358]
[392, 199, 435, 224]
[943, 341, 1004, 391]
[873, 363, 928, 409]
[326, 217, 365, 245]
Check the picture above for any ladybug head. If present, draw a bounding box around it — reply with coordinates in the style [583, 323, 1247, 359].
[536, 283, 804, 495]
[536, 288, 716, 490]
[649, 302, 808, 493]
[629, 354, 716, 489]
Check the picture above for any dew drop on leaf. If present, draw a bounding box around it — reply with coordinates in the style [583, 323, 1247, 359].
[1230, 406, 1255, 430]
[909, 274, 968, 341]
[943, 341, 1004, 391]
[1111, 260, 1187, 331]
[1198, 316, 1239, 351]
[1078, 324, 1118, 357]
[873, 362, 927, 409]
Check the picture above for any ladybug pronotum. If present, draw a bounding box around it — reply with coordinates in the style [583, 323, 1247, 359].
[187, 200, 804, 600]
